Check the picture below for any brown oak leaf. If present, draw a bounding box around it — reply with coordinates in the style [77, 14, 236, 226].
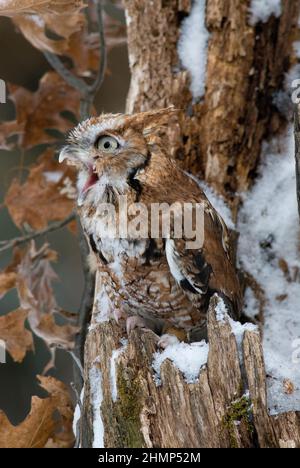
[16, 243, 78, 371]
[0, 248, 23, 299]
[0, 375, 74, 448]
[7, 72, 80, 148]
[0, 0, 85, 16]
[0, 309, 34, 363]
[5, 148, 76, 230]
[1, 1, 85, 57]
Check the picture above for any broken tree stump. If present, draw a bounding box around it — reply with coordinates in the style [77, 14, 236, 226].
[81, 295, 300, 448]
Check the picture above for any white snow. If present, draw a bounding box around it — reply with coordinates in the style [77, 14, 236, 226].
[249, 0, 282, 25]
[229, 316, 258, 365]
[215, 295, 258, 363]
[177, 0, 210, 99]
[72, 387, 84, 443]
[43, 171, 63, 183]
[238, 126, 300, 414]
[215, 296, 227, 322]
[89, 364, 104, 448]
[152, 340, 209, 384]
[243, 287, 261, 321]
[110, 339, 128, 402]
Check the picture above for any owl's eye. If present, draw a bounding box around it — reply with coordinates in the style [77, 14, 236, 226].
[95, 135, 119, 152]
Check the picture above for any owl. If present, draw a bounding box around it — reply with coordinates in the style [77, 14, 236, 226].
[59, 108, 242, 346]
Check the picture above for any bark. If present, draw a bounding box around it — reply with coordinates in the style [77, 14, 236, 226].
[124, 0, 299, 200]
[80, 0, 300, 448]
[82, 296, 300, 448]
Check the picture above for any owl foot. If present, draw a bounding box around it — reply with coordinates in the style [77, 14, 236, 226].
[113, 308, 127, 323]
[158, 334, 180, 349]
[126, 316, 148, 335]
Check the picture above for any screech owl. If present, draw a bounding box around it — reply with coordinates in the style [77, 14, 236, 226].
[59, 107, 242, 346]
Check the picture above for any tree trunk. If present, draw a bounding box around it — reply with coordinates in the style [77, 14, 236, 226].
[83, 296, 300, 448]
[80, 0, 300, 448]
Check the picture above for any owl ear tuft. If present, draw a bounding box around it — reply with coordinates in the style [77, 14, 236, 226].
[129, 107, 180, 135]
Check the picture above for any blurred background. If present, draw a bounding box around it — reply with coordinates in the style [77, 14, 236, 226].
[0, 2, 130, 424]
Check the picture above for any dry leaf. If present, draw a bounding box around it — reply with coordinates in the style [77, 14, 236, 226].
[3, 5, 125, 75]
[0, 120, 24, 150]
[1, 0, 85, 50]
[6, 72, 80, 149]
[283, 379, 295, 395]
[0, 375, 74, 448]
[5, 148, 76, 230]
[35, 315, 78, 351]
[0, 248, 23, 299]
[103, 11, 127, 51]
[0, 272, 16, 298]
[0, 396, 56, 448]
[12, 8, 85, 56]
[16, 243, 78, 371]
[38, 375, 74, 448]
[0, 0, 85, 16]
[0, 309, 33, 362]
[17, 242, 58, 317]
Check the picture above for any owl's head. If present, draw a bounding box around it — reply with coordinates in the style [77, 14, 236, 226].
[59, 107, 177, 203]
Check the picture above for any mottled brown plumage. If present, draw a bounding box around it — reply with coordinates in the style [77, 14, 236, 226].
[60, 108, 242, 344]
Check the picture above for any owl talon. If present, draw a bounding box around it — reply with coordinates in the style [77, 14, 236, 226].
[114, 309, 127, 323]
[126, 316, 147, 335]
[158, 334, 180, 349]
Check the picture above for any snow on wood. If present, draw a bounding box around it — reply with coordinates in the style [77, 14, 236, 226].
[72, 386, 84, 447]
[238, 126, 300, 414]
[89, 364, 104, 449]
[152, 340, 209, 384]
[249, 0, 282, 25]
[110, 339, 128, 402]
[177, 0, 210, 99]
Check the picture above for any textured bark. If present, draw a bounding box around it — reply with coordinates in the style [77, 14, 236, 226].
[82, 296, 300, 448]
[124, 0, 300, 199]
[80, 0, 300, 448]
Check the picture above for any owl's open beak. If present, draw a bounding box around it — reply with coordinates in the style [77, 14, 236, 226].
[59, 145, 100, 195]
[82, 168, 99, 193]
[59, 145, 92, 170]
[59, 146, 81, 167]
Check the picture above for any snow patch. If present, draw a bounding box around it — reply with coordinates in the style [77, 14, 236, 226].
[238, 126, 300, 414]
[152, 340, 209, 384]
[243, 287, 261, 321]
[229, 317, 258, 363]
[178, 0, 210, 99]
[110, 339, 128, 402]
[43, 171, 63, 183]
[249, 0, 282, 25]
[215, 296, 227, 322]
[215, 296, 258, 361]
[72, 387, 84, 443]
[89, 364, 104, 448]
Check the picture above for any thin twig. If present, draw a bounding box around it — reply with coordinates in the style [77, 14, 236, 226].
[44, 51, 90, 96]
[44, 0, 106, 121]
[69, 350, 84, 379]
[0, 211, 76, 253]
[89, 0, 107, 94]
[71, 381, 83, 449]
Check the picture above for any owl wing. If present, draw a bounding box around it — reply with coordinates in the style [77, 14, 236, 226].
[165, 200, 242, 320]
